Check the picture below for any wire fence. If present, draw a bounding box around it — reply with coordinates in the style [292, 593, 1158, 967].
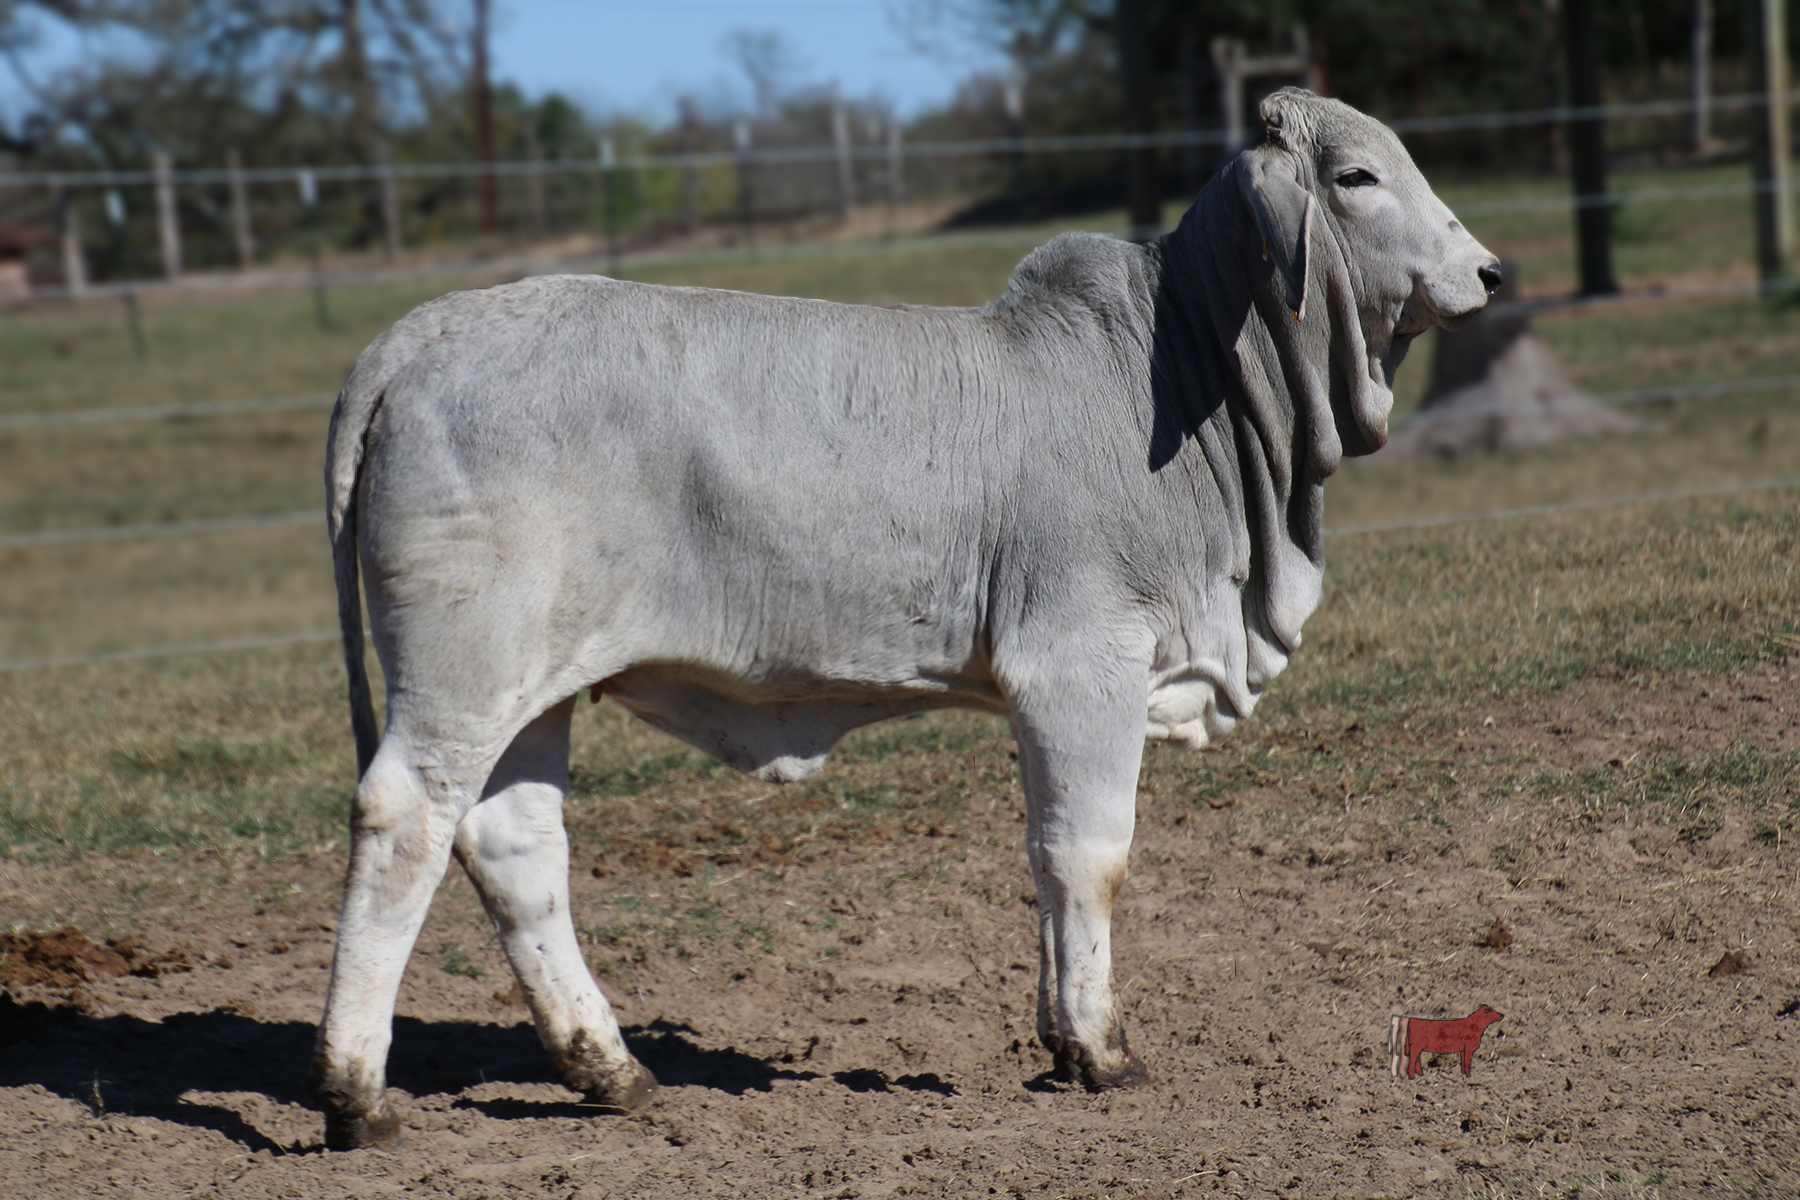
[4, 474, 1794, 674]
[4, 88, 1799, 294]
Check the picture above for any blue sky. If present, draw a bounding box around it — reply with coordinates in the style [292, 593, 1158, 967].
[0, 1, 1004, 129]
[493, 1, 1002, 121]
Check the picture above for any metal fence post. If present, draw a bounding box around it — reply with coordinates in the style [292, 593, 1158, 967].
[153, 150, 181, 280]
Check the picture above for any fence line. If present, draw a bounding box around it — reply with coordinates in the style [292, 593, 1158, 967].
[22, 191, 1800, 308]
[6, 90, 1797, 191]
[0, 509, 320, 551]
[0, 392, 336, 432]
[0, 631, 339, 674]
[1323, 475, 1799, 538]
[4, 476, 1793, 673]
[4, 361, 1794, 440]
[1593, 373, 1800, 407]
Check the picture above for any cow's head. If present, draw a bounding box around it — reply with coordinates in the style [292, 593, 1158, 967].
[1474, 1005, 1504, 1025]
[1236, 88, 1499, 454]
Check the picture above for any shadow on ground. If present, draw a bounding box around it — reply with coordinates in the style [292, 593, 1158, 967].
[0, 996, 835, 1150]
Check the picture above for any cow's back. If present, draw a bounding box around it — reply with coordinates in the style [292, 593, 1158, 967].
[352, 273, 1142, 705]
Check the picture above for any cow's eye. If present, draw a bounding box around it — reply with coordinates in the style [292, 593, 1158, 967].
[1336, 169, 1379, 188]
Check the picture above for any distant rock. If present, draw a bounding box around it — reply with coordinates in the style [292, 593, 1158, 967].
[1379, 265, 1641, 460]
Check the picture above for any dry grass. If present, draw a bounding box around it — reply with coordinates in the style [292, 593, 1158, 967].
[1, 187, 1797, 877]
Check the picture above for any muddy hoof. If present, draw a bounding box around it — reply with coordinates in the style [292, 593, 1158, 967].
[1053, 1044, 1151, 1092]
[322, 1106, 403, 1151]
[1079, 1052, 1151, 1091]
[581, 1058, 660, 1112]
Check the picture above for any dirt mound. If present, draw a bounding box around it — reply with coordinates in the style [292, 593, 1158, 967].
[1380, 332, 1643, 459]
[0, 928, 193, 990]
[1380, 265, 1644, 461]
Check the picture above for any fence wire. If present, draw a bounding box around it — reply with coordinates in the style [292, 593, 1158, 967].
[5, 476, 1793, 673]
[6, 90, 1797, 191]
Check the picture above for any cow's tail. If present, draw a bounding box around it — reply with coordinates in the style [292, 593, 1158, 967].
[326, 349, 391, 779]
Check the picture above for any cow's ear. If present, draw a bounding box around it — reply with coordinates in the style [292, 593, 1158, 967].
[1238, 149, 1313, 320]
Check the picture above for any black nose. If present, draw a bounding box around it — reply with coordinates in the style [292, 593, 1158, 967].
[1478, 262, 1503, 295]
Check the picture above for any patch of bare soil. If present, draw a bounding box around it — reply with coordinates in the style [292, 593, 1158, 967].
[2, 663, 1796, 1198]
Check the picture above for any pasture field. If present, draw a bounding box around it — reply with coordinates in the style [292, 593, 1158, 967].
[1, 175, 1798, 1197]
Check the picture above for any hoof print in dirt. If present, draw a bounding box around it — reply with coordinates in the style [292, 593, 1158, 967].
[1707, 950, 1752, 979]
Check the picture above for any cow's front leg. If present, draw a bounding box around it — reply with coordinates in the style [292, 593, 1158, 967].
[1012, 677, 1150, 1091]
[312, 737, 469, 1150]
[453, 698, 658, 1111]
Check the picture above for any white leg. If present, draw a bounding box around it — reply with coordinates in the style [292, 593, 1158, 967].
[452, 697, 657, 1109]
[1013, 730, 1062, 1060]
[1012, 678, 1149, 1090]
[312, 735, 476, 1149]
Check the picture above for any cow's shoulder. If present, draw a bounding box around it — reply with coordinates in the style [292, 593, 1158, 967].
[988, 234, 1160, 356]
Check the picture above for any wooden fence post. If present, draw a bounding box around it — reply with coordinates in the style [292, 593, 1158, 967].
[887, 118, 905, 218]
[377, 139, 402, 260]
[227, 148, 255, 267]
[524, 123, 547, 240]
[1691, 0, 1715, 157]
[57, 183, 87, 295]
[599, 137, 621, 276]
[680, 97, 700, 238]
[831, 84, 854, 225]
[153, 151, 181, 280]
[733, 117, 757, 253]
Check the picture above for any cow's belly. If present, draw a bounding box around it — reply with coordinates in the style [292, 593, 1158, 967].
[601, 664, 1005, 783]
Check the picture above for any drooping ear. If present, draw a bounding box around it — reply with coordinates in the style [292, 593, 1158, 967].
[1237, 148, 1313, 321]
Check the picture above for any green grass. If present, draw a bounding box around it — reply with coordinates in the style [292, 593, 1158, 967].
[1433, 160, 1760, 294]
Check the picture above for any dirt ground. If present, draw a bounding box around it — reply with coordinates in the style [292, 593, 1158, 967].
[2, 661, 1797, 1199]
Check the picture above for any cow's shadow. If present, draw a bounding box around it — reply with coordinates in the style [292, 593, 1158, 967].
[0, 996, 819, 1151]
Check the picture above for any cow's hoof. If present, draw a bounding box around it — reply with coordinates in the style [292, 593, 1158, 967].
[1078, 1051, 1151, 1091]
[1055, 1034, 1151, 1092]
[322, 1106, 403, 1151]
[580, 1058, 660, 1113]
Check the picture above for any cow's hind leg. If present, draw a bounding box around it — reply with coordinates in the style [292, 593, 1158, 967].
[312, 736, 475, 1149]
[452, 697, 657, 1111]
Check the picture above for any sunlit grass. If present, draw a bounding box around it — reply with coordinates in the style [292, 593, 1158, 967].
[0, 182, 1794, 864]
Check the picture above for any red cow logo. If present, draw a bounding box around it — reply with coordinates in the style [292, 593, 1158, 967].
[1387, 1005, 1504, 1078]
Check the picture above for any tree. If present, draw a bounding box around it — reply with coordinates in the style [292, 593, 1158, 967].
[12, 0, 468, 171]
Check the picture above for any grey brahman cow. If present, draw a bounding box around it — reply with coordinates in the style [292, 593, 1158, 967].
[312, 88, 1498, 1148]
